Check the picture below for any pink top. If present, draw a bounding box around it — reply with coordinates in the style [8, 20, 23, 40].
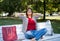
[27, 18, 36, 31]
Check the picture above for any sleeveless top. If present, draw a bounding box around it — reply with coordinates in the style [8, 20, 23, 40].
[27, 18, 36, 31]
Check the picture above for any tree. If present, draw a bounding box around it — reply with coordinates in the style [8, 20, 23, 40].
[0, 0, 60, 17]
[0, 0, 22, 16]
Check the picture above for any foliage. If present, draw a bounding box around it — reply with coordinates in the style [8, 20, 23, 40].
[0, 0, 60, 16]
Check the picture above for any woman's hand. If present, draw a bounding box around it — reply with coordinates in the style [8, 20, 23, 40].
[33, 13, 43, 19]
[33, 13, 43, 16]
[17, 13, 25, 17]
[19, 13, 25, 16]
[18, 13, 26, 19]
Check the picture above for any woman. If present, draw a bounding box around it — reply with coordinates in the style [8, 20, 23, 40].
[18, 8, 47, 41]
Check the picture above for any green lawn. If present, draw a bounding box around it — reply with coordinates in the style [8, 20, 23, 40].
[0, 16, 60, 34]
[0, 17, 22, 25]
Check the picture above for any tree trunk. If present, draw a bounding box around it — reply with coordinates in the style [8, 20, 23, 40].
[43, 0, 45, 20]
[7, 12, 13, 17]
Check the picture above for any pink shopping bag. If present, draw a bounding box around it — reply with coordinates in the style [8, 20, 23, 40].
[2, 26, 17, 41]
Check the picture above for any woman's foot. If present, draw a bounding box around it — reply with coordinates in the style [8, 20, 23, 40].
[41, 37, 43, 39]
[41, 36, 44, 41]
[31, 38, 36, 41]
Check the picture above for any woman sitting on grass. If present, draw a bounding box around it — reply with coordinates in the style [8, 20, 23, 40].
[18, 8, 47, 41]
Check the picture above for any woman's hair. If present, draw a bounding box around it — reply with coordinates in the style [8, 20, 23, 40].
[26, 8, 33, 18]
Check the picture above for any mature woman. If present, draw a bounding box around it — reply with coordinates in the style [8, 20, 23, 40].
[18, 8, 47, 41]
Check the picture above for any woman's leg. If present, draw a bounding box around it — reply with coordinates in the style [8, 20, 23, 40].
[25, 31, 34, 39]
[34, 28, 47, 40]
[25, 28, 47, 41]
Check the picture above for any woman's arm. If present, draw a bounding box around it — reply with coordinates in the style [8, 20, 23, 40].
[18, 13, 26, 19]
[33, 13, 43, 19]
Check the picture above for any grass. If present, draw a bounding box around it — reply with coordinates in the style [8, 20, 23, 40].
[50, 20, 60, 33]
[46, 16, 60, 20]
[0, 17, 22, 25]
[0, 16, 60, 34]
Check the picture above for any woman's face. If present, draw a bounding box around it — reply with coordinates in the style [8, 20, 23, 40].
[27, 9, 32, 15]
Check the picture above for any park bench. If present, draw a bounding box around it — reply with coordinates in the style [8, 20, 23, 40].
[0, 20, 60, 41]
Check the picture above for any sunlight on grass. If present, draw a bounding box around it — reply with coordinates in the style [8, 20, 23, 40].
[46, 16, 60, 20]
